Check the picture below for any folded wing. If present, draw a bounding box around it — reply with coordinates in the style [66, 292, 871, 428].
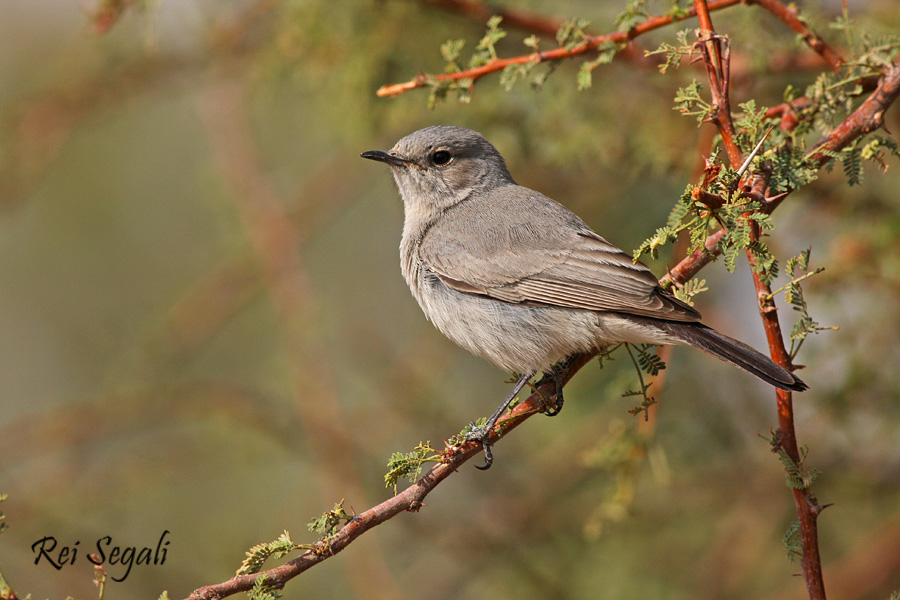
[420, 186, 701, 323]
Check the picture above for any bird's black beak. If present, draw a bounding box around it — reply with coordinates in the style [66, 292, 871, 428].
[360, 150, 411, 167]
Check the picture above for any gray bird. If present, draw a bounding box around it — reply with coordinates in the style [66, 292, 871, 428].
[362, 125, 806, 469]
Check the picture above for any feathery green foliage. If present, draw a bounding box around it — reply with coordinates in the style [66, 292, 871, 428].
[673, 80, 713, 124]
[577, 42, 620, 91]
[782, 520, 802, 563]
[645, 29, 693, 74]
[470, 15, 506, 67]
[767, 436, 821, 491]
[772, 249, 837, 359]
[307, 501, 353, 541]
[384, 442, 442, 493]
[237, 531, 301, 576]
[631, 224, 685, 260]
[429, 17, 514, 108]
[623, 344, 664, 420]
[248, 574, 281, 600]
[672, 278, 708, 306]
[860, 135, 900, 172]
[555, 18, 591, 51]
[614, 0, 651, 32]
[440, 38, 465, 72]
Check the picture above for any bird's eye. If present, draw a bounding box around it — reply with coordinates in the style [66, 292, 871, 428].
[431, 150, 452, 166]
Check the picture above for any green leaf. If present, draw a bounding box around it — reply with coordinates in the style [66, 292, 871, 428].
[469, 15, 507, 67]
[632, 225, 683, 261]
[576, 61, 594, 91]
[842, 144, 863, 186]
[385, 442, 441, 492]
[577, 41, 620, 89]
[673, 278, 708, 305]
[307, 500, 353, 540]
[645, 29, 694, 74]
[440, 39, 465, 72]
[783, 521, 802, 563]
[635, 344, 666, 376]
[556, 18, 591, 50]
[500, 62, 536, 91]
[237, 531, 299, 576]
[623, 344, 659, 420]
[530, 62, 558, 91]
[615, 0, 650, 32]
[721, 241, 739, 273]
[665, 187, 692, 229]
[673, 80, 713, 124]
[248, 574, 282, 600]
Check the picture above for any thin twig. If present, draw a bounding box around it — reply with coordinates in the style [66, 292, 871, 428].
[378, 0, 845, 105]
[376, 0, 744, 97]
[185, 354, 594, 600]
[748, 0, 844, 71]
[808, 61, 900, 165]
[694, 0, 743, 167]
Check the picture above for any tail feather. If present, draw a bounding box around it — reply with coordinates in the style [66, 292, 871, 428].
[657, 321, 808, 392]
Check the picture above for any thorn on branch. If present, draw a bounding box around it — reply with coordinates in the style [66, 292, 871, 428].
[813, 502, 834, 516]
[691, 187, 725, 210]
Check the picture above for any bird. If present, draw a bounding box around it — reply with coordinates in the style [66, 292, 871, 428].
[361, 125, 806, 468]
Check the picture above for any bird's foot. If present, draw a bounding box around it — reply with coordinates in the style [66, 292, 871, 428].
[462, 371, 535, 471]
[542, 386, 564, 417]
[464, 422, 495, 470]
[534, 357, 573, 417]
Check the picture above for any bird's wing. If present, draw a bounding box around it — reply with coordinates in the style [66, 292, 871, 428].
[419, 187, 701, 323]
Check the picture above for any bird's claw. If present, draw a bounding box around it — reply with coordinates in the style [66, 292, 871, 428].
[464, 424, 494, 470]
[534, 376, 564, 417]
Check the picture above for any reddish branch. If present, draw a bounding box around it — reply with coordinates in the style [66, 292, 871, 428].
[379, 0, 842, 98]
[692, 1, 831, 597]
[809, 61, 900, 165]
[749, 0, 843, 72]
[376, 0, 743, 97]
[746, 209, 827, 600]
[184, 355, 596, 600]
[754, 68, 900, 598]
[696, 29, 743, 166]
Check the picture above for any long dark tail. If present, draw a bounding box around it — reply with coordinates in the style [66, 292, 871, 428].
[656, 321, 808, 392]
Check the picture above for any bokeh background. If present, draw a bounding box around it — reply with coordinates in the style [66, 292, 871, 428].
[2, 1, 899, 599]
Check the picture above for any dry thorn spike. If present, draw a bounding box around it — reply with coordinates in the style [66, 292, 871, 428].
[736, 125, 775, 179]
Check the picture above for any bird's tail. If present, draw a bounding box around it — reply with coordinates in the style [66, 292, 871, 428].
[656, 321, 808, 392]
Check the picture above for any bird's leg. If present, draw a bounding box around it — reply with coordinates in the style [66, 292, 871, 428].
[465, 371, 534, 470]
[534, 355, 576, 417]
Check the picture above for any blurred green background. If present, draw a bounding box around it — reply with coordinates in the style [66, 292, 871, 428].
[2, 1, 899, 599]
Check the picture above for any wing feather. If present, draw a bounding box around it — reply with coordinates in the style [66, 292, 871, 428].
[419, 186, 701, 323]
